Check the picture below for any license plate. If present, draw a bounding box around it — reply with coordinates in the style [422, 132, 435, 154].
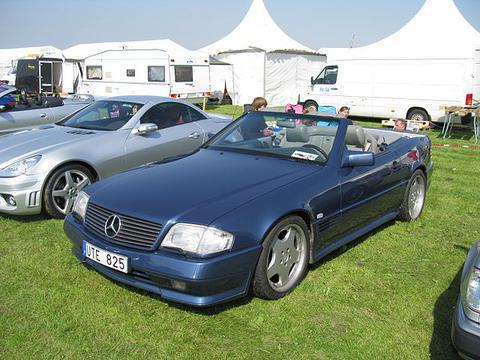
[83, 241, 129, 274]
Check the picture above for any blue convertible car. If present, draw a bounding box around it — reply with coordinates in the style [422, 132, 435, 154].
[65, 111, 433, 307]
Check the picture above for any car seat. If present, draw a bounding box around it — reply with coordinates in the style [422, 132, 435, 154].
[280, 125, 310, 147]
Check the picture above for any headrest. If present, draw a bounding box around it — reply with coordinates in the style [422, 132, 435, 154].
[42, 96, 64, 108]
[308, 126, 337, 136]
[286, 125, 309, 143]
[345, 125, 366, 147]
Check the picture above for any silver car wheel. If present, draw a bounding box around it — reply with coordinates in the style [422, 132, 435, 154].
[266, 224, 307, 292]
[408, 174, 425, 219]
[51, 169, 91, 214]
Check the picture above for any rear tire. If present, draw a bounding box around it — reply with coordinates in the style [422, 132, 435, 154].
[397, 169, 427, 221]
[407, 109, 429, 122]
[253, 216, 310, 300]
[43, 164, 94, 219]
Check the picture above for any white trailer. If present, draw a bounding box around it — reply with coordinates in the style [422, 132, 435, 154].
[79, 49, 210, 103]
[301, 58, 476, 122]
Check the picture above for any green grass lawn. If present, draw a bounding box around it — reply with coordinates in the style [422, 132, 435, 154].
[1, 107, 479, 359]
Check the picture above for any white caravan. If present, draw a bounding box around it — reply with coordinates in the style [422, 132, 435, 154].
[300, 58, 477, 123]
[79, 49, 210, 103]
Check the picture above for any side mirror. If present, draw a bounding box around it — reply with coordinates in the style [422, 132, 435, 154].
[342, 152, 375, 168]
[310, 76, 314, 85]
[134, 123, 158, 136]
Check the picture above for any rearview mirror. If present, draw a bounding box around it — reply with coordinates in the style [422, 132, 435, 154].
[134, 123, 158, 136]
[342, 152, 375, 167]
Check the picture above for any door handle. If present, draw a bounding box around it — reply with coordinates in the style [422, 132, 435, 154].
[331, 87, 338, 91]
[188, 132, 200, 139]
[40, 113, 47, 118]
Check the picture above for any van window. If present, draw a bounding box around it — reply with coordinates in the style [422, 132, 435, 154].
[313, 66, 338, 85]
[148, 66, 165, 82]
[86, 66, 102, 80]
[174, 66, 193, 82]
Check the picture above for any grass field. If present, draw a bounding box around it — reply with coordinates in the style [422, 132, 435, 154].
[1, 107, 479, 359]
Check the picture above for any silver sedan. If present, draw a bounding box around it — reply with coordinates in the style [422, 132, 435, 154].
[0, 86, 94, 135]
[0, 95, 231, 218]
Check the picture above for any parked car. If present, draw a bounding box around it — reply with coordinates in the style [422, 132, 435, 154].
[0, 96, 231, 218]
[0, 86, 94, 135]
[451, 240, 480, 359]
[64, 111, 434, 307]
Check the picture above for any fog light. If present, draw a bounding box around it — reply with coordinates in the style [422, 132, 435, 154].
[5, 195, 16, 206]
[171, 280, 187, 292]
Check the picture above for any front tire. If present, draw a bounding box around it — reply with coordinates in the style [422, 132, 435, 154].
[253, 216, 310, 300]
[397, 169, 426, 221]
[43, 164, 94, 219]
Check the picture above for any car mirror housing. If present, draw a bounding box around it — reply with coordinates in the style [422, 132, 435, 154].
[134, 123, 158, 136]
[342, 152, 375, 168]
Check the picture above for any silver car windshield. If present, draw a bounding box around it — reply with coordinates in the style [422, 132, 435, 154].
[59, 100, 143, 131]
[208, 112, 339, 164]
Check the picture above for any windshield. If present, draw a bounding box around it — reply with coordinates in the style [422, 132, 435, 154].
[207, 111, 339, 164]
[59, 100, 143, 131]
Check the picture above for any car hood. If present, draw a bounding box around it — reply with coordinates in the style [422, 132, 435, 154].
[0, 125, 102, 167]
[86, 149, 318, 226]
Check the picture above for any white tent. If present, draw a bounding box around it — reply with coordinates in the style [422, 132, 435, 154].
[321, 0, 480, 61]
[0, 46, 63, 84]
[200, 0, 326, 106]
[63, 39, 190, 61]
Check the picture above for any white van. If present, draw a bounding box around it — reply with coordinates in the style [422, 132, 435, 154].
[301, 58, 477, 122]
[79, 49, 210, 104]
[475, 49, 480, 104]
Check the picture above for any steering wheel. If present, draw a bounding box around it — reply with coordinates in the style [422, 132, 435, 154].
[301, 144, 328, 160]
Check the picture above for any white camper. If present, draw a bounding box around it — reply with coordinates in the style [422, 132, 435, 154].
[79, 49, 210, 103]
[301, 59, 476, 122]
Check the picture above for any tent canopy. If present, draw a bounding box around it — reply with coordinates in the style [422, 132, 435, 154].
[322, 0, 480, 60]
[200, 0, 316, 54]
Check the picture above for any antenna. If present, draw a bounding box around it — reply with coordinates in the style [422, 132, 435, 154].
[350, 33, 356, 48]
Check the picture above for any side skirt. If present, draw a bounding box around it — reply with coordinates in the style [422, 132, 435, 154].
[311, 211, 398, 264]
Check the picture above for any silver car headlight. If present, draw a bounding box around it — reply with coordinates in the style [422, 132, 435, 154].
[161, 223, 234, 256]
[0, 155, 42, 177]
[72, 191, 90, 221]
[462, 267, 480, 314]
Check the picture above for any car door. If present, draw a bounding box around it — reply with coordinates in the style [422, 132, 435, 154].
[338, 148, 404, 236]
[0, 105, 54, 134]
[312, 65, 343, 109]
[124, 102, 205, 168]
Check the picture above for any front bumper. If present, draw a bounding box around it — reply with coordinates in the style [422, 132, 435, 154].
[0, 172, 45, 215]
[452, 297, 480, 359]
[64, 214, 262, 307]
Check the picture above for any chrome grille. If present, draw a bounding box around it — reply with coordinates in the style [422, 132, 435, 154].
[84, 203, 163, 249]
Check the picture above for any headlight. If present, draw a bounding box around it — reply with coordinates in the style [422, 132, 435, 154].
[462, 267, 480, 314]
[161, 223, 234, 256]
[0, 155, 42, 177]
[72, 191, 90, 221]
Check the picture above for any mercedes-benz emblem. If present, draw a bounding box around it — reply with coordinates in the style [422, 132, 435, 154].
[104, 215, 122, 238]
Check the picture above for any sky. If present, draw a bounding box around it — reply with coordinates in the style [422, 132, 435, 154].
[1, 0, 479, 51]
